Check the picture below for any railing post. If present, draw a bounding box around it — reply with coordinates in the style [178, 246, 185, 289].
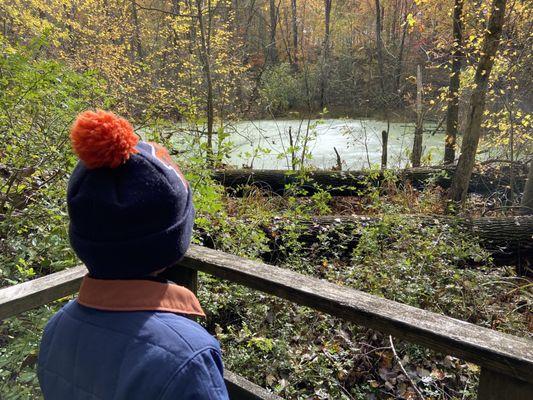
[477, 368, 533, 400]
[163, 265, 198, 294]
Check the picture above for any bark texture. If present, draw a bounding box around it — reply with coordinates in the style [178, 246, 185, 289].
[449, 0, 507, 202]
[520, 161, 533, 215]
[411, 65, 423, 167]
[443, 0, 464, 164]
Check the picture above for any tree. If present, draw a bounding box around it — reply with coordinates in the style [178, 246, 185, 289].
[290, 0, 298, 71]
[268, 0, 279, 64]
[411, 64, 423, 167]
[194, 0, 215, 163]
[130, 0, 144, 62]
[521, 161, 533, 215]
[319, 0, 333, 108]
[443, 0, 464, 164]
[375, 0, 389, 169]
[449, 0, 508, 203]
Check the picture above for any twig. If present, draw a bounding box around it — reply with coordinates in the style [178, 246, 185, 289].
[389, 335, 426, 400]
[461, 378, 469, 400]
[133, 2, 197, 18]
[321, 349, 356, 400]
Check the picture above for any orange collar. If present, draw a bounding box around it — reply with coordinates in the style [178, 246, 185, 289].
[77, 275, 205, 317]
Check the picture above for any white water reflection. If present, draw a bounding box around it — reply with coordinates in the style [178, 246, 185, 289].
[226, 119, 446, 170]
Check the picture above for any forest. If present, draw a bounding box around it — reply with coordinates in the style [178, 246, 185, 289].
[0, 0, 532, 399]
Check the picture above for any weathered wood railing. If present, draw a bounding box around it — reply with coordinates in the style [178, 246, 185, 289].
[1, 244, 532, 400]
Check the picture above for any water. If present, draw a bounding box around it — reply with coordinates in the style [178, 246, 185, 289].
[225, 119, 446, 170]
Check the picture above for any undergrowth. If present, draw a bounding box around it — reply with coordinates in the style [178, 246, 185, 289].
[1, 165, 531, 399]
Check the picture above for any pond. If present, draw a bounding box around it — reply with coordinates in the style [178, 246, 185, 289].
[225, 119, 446, 170]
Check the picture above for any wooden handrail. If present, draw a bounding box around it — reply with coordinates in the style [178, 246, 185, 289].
[180, 246, 533, 384]
[0, 265, 86, 320]
[1, 244, 532, 399]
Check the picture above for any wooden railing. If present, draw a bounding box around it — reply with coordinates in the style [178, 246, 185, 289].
[1, 244, 532, 399]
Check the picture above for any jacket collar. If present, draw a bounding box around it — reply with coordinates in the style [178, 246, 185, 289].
[77, 275, 205, 317]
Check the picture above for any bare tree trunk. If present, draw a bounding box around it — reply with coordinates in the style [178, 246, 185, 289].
[449, 0, 507, 203]
[381, 130, 388, 169]
[268, 0, 279, 64]
[375, 0, 385, 96]
[195, 0, 215, 163]
[521, 162, 533, 215]
[291, 0, 298, 71]
[130, 0, 143, 62]
[375, 0, 389, 169]
[411, 65, 423, 167]
[319, 0, 332, 108]
[393, 11, 408, 98]
[443, 0, 464, 164]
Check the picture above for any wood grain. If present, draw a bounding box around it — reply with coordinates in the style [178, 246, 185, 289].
[1, 245, 532, 391]
[180, 245, 533, 384]
[225, 370, 283, 400]
[478, 367, 533, 400]
[0, 265, 86, 320]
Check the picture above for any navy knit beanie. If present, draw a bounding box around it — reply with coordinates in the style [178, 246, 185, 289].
[67, 110, 194, 279]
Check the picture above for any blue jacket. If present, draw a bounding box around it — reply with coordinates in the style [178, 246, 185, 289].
[38, 276, 230, 400]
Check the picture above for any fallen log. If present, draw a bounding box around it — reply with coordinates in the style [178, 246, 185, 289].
[260, 215, 533, 273]
[213, 166, 527, 196]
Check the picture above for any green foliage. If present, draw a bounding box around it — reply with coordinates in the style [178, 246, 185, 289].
[0, 305, 60, 398]
[260, 63, 319, 115]
[0, 38, 106, 395]
[259, 64, 308, 114]
[0, 36, 107, 285]
[205, 212, 529, 399]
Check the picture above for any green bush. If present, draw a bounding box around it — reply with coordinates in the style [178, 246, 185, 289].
[259, 63, 304, 114]
[0, 36, 107, 285]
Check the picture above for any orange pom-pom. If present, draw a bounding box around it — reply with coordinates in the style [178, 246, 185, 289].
[70, 110, 139, 169]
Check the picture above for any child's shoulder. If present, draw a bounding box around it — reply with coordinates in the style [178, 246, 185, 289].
[149, 312, 220, 353]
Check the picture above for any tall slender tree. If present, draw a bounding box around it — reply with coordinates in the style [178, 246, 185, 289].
[411, 65, 423, 167]
[520, 161, 533, 215]
[375, 0, 389, 169]
[443, 0, 464, 164]
[291, 0, 298, 71]
[268, 0, 279, 64]
[319, 0, 332, 108]
[449, 0, 508, 202]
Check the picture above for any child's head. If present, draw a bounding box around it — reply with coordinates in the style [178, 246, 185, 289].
[67, 110, 194, 279]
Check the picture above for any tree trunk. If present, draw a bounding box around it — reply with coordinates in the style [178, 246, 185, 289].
[411, 65, 423, 167]
[212, 166, 527, 196]
[195, 0, 215, 164]
[381, 130, 388, 169]
[291, 0, 298, 71]
[268, 0, 279, 64]
[375, 0, 390, 169]
[521, 162, 533, 215]
[443, 0, 464, 165]
[393, 8, 408, 98]
[319, 0, 332, 108]
[375, 0, 385, 96]
[130, 0, 143, 62]
[449, 0, 507, 202]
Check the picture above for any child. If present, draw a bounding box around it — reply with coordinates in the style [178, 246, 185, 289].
[37, 110, 229, 400]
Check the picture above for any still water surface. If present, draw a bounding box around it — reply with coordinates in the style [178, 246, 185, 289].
[226, 119, 445, 170]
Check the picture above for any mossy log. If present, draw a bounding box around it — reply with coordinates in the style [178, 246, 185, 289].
[213, 166, 527, 196]
[260, 215, 533, 272]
